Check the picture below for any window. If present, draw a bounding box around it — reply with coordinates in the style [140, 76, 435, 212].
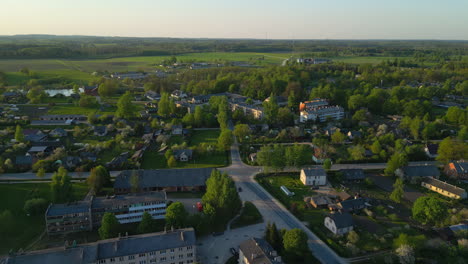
[186, 246, 192, 250]
[140, 254, 146, 257]
[140, 261, 146, 264]
[179, 262, 184, 264]
[150, 252, 156, 256]
[129, 255, 136, 260]
[160, 257, 166, 262]
[110, 258, 115, 263]
[160, 250, 166, 254]
[187, 253, 193, 257]
[179, 254, 183, 259]
[171, 256, 175, 260]
[119, 257, 124, 261]
[98, 260, 106, 264]
[170, 249, 175, 253]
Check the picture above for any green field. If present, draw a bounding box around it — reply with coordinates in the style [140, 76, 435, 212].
[0, 183, 89, 254]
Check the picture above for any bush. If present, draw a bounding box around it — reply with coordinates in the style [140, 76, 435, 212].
[24, 198, 49, 215]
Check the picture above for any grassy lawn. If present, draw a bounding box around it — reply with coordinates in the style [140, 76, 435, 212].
[0, 183, 89, 254]
[141, 149, 228, 169]
[47, 105, 100, 115]
[231, 201, 263, 229]
[189, 129, 220, 146]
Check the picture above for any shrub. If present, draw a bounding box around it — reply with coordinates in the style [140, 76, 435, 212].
[24, 198, 49, 215]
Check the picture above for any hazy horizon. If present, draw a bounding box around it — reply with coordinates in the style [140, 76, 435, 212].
[2, 0, 468, 40]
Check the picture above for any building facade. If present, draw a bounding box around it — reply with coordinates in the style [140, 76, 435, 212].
[421, 178, 467, 199]
[324, 212, 354, 235]
[300, 168, 327, 186]
[239, 238, 283, 264]
[46, 192, 167, 235]
[5, 228, 197, 264]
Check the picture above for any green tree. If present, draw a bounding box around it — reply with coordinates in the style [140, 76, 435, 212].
[98, 79, 118, 97]
[87, 165, 110, 194]
[217, 110, 229, 130]
[352, 109, 367, 122]
[263, 94, 279, 125]
[437, 137, 468, 163]
[50, 167, 73, 203]
[371, 140, 382, 154]
[283, 228, 309, 259]
[79, 95, 97, 107]
[348, 94, 366, 110]
[347, 230, 360, 244]
[409, 117, 421, 140]
[323, 159, 332, 171]
[268, 223, 282, 251]
[14, 125, 24, 142]
[158, 93, 171, 117]
[138, 212, 155, 234]
[412, 196, 447, 226]
[165, 149, 174, 160]
[194, 105, 204, 127]
[165, 202, 188, 228]
[257, 144, 286, 172]
[422, 122, 437, 141]
[348, 145, 366, 161]
[27, 86, 46, 103]
[98, 213, 120, 239]
[24, 198, 48, 216]
[331, 130, 345, 144]
[167, 156, 177, 168]
[36, 167, 46, 178]
[115, 91, 137, 119]
[277, 107, 293, 126]
[217, 129, 233, 151]
[390, 178, 405, 203]
[0, 210, 14, 235]
[233, 124, 251, 142]
[385, 153, 408, 176]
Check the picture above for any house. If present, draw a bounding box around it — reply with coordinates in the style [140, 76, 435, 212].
[312, 146, 327, 164]
[25, 133, 47, 143]
[49, 127, 67, 137]
[6, 228, 196, 264]
[93, 125, 108, 137]
[444, 160, 468, 180]
[80, 152, 98, 162]
[340, 169, 366, 181]
[300, 168, 327, 186]
[174, 149, 193, 162]
[106, 152, 129, 169]
[170, 90, 187, 99]
[306, 195, 333, 208]
[190, 94, 212, 104]
[239, 238, 283, 264]
[30, 120, 77, 126]
[336, 197, 366, 212]
[230, 103, 264, 119]
[395, 165, 440, 183]
[324, 212, 354, 235]
[27, 146, 53, 156]
[114, 168, 213, 193]
[424, 143, 439, 158]
[145, 90, 161, 101]
[15, 155, 34, 169]
[421, 178, 467, 199]
[347, 131, 362, 140]
[131, 147, 146, 162]
[82, 85, 98, 96]
[172, 124, 183, 135]
[39, 114, 87, 121]
[62, 156, 81, 169]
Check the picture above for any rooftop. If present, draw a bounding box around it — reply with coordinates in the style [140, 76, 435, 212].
[46, 201, 91, 217]
[327, 212, 354, 228]
[239, 238, 283, 264]
[302, 167, 327, 177]
[422, 178, 467, 196]
[401, 165, 440, 178]
[92, 192, 167, 210]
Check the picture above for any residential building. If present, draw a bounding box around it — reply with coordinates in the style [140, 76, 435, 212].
[300, 105, 344, 123]
[421, 178, 467, 199]
[395, 165, 440, 183]
[336, 198, 366, 212]
[340, 169, 366, 181]
[299, 99, 329, 111]
[300, 168, 327, 186]
[239, 238, 283, 264]
[5, 228, 196, 264]
[114, 168, 213, 194]
[172, 124, 183, 135]
[297, 58, 330, 65]
[106, 152, 129, 169]
[444, 160, 468, 180]
[27, 146, 53, 156]
[111, 72, 146, 80]
[49, 127, 67, 137]
[82, 85, 98, 96]
[306, 195, 332, 208]
[15, 155, 34, 169]
[174, 149, 193, 162]
[93, 126, 108, 137]
[45, 200, 93, 235]
[46, 192, 167, 235]
[324, 212, 354, 235]
[347, 131, 362, 140]
[39, 114, 87, 121]
[230, 103, 264, 119]
[145, 91, 161, 101]
[424, 143, 439, 158]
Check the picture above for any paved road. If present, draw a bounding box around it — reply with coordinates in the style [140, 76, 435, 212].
[218, 137, 346, 264]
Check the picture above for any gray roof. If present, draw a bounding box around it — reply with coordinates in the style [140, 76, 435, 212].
[422, 178, 467, 196]
[15, 155, 33, 165]
[5, 228, 195, 264]
[46, 201, 91, 217]
[114, 168, 213, 189]
[239, 238, 283, 264]
[338, 198, 366, 211]
[401, 165, 440, 178]
[327, 212, 354, 229]
[92, 192, 167, 210]
[28, 146, 49, 152]
[452, 161, 468, 174]
[302, 167, 327, 177]
[25, 134, 47, 142]
[340, 169, 365, 180]
[174, 149, 193, 158]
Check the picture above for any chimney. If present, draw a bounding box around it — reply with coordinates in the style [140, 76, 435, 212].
[113, 241, 118, 252]
[180, 231, 185, 241]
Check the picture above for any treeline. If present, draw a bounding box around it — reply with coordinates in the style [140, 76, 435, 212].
[0, 35, 467, 59]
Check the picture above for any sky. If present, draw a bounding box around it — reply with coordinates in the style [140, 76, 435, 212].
[1, 0, 468, 40]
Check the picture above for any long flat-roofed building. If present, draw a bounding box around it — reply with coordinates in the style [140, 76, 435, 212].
[46, 192, 167, 235]
[421, 178, 467, 199]
[299, 98, 344, 123]
[5, 228, 197, 264]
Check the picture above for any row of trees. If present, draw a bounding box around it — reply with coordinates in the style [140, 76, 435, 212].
[256, 144, 312, 171]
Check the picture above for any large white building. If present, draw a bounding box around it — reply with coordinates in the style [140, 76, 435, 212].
[300, 168, 327, 186]
[299, 98, 344, 123]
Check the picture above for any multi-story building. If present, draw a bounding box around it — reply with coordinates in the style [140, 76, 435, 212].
[239, 238, 283, 264]
[444, 160, 468, 180]
[45, 200, 93, 235]
[230, 102, 264, 119]
[421, 178, 467, 199]
[5, 228, 197, 264]
[46, 192, 167, 235]
[299, 99, 344, 123]
[300, 168, 327, 186]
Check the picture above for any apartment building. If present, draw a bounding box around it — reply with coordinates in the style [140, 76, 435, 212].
[5, 228, 196, 264]
[299, 99, 344, 123]
[421, 178, 467, 199]
[239, 238, 283, 264]
[230, 102, 264, 119]
[46, 192, 167, 235]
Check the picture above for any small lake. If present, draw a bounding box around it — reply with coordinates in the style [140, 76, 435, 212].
[45, 88, 84, 97]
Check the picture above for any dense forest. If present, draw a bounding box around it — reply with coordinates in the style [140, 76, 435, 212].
[0, 35, 468, 60]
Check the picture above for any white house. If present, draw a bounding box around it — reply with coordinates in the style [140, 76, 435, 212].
[300, 168, 327, 186]
[324, 212, 354, 235]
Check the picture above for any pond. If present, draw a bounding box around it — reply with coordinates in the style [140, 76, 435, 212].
[45, 88, 84, 97]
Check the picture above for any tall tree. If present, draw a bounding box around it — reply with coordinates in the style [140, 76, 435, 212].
[348, 145, 366, 161]
[50, 167, 73, 203]
[390, 178, 405, 203]
[263, 94, 279, 125]
[217, 129, 233, 151]
[165, 202, 188, 228]
[233, 124, 251, 142]
[87, 165, 110, 194]
[115, 91, 137, 119]
[138, 212, 155, 234]
[98, 213, 120, 239]
[385, 153, 408, 176]
[437, 137, 468, 163]
[412, 196, 447, 226]
[283, 229, 309, 259]
[158, 93, 171, 117]
[14, 125, 24, 142]
[331, 131, 345, 144]
[194, 105, 204, 127]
